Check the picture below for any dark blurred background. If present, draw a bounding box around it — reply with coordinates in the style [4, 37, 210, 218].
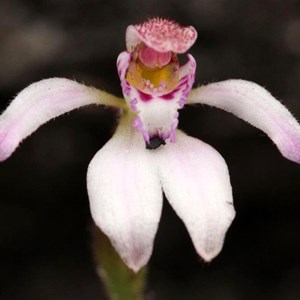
[1, 0, 300, 299]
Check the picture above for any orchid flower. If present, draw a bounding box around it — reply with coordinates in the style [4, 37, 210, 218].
[1, 18, 300, 273]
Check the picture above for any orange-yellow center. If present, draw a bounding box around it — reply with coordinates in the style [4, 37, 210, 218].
[126, 44, 179, 94]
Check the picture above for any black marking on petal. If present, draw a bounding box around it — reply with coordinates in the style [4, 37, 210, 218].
[146, 137, 166, 150]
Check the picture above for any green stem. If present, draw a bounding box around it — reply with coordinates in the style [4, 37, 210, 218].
[92, 226, 147, 300]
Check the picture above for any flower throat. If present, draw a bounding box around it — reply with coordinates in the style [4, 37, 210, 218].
[126, 44, 179, 95]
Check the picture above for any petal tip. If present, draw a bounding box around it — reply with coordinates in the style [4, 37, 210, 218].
[125, 260, 146, 273]
[197, 247, 221, 263]
[277, 132, 300, 164]
[0, 133, 18, 162]
[117, 244, 151, 274]
[282, 150, 300, 164]
[0, 153, 10, 162]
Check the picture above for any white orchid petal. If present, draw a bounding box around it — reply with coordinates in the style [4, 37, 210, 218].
[87, 116, 163, 272]
[0, 78, 125, 161]
[157, 131, 235, 261]
[188, 80, 300, 164]
[118, 51, 196, 145]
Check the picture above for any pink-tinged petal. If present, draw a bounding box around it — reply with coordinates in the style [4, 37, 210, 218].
[117, 51, 132, 97]
[156, 131, 235, 261]
[126, 18, 197, 53]
[117, 51, 196, 146]
[188, 80, 300, 164]
[0, 78, 125, 161]
[87, 116, 163, 272]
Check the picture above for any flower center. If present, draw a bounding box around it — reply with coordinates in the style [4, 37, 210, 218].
[126, 44, 179, 94]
